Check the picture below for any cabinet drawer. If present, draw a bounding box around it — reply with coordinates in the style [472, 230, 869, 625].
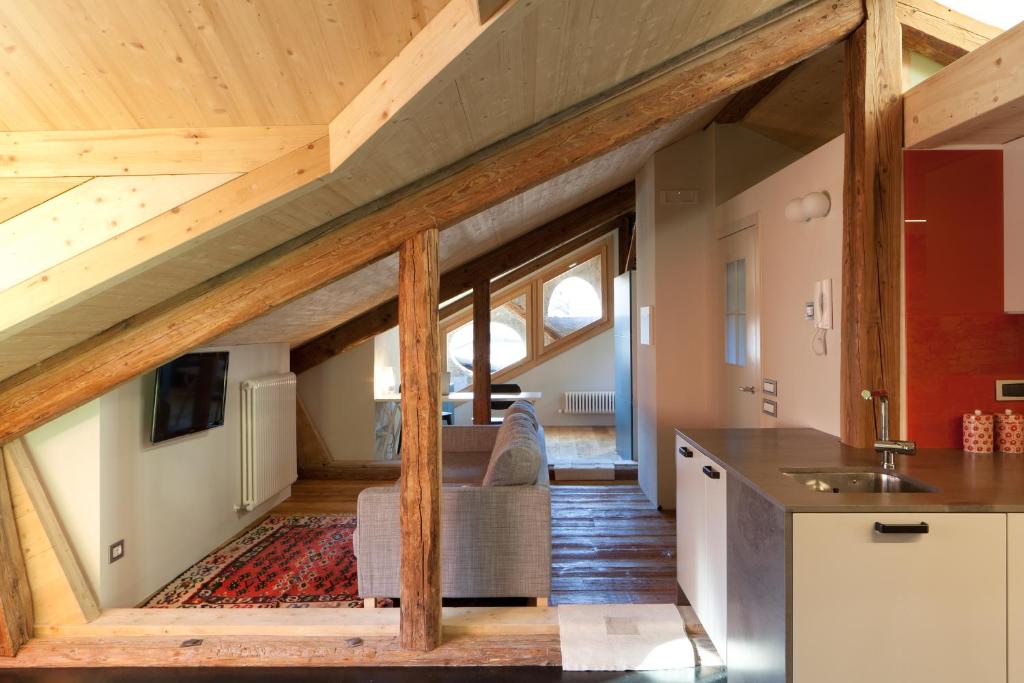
[793, 513, 1006, 683]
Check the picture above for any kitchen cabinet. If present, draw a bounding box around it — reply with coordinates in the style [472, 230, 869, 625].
[674, 434, 727, 659]
[792, 513, 1006, 683]
[1011, 514, 1024, 683]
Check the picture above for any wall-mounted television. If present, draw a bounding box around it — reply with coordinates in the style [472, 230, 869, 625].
[150, 352, 230, 443]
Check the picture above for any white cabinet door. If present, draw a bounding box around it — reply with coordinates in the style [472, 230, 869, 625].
[699, 452, 728, 660]
[1010, 514, 1024, 683]
[793, 513, 1006, 683]
[675, 435, 704, 607]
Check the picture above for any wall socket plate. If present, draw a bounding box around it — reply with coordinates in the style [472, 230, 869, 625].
[109, 539, 125, 564]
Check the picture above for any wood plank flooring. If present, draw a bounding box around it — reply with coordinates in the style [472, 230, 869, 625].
[272, 479, 676, 605]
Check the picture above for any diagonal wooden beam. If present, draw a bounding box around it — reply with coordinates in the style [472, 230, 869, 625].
[897, 0, 1001, 65]
[0, 442, 32, 657]
[290, 186, 634, 373]
[840, 0, 904, 448]
[712, 63, 798, 124]
[0, 0, 863, 444]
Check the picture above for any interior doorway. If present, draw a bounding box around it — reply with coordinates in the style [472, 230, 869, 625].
[719, 222, 761, 428]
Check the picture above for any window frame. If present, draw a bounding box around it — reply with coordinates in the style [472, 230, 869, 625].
[439, 234, 615, 384]
[440, 283, 535, 386]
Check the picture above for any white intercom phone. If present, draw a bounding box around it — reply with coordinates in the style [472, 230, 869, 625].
[813, 279, 833, 330]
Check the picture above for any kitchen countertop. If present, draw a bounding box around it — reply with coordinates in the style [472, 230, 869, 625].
[677, 427, 1024, 512]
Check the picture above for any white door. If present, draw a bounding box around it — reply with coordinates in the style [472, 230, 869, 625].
[719, 226, 760, 427]
[793, 513, 1007, 683]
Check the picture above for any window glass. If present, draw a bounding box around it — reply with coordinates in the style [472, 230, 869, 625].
[725, 258, 747, 366]
[446, 294, 528, 390]
[542, 254, 603, 346]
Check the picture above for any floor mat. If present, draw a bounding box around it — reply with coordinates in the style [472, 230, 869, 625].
[144, 513, 386, 608]
[557, 603, 697, 671]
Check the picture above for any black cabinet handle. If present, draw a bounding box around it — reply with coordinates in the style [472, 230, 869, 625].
[874, 521, 929, 534]
[678, 446, 693, 458]
[702, 465, 720, 480]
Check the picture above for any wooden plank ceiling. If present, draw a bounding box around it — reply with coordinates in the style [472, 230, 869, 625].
[0, 0, 799, 382]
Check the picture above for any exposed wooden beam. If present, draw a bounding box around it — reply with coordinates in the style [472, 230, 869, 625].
[840, 0, 904, 449]
[397, 229, 443, 651]
[0, 138, 330, 342]
[625, 221, 638, 273]
[0, 442, 32, 657]
[897, 0, 1001, 65]
[289, 186, 635, 373]
[472, 280, 492, 426]
[713, 63, 798, 124]
[0, 0, 863, 444]
[904, 22, 1024, 148]
[617, 215, 633, 274]
[329, 0, 524, 171]
[0, 126, 325, 177]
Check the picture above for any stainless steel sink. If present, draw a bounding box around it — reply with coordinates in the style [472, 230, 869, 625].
[780, 469, 937, 494]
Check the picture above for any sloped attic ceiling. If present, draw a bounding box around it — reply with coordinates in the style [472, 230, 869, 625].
[0, 0, 797, 382]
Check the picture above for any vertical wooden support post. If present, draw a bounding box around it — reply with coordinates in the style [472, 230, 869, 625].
[841, 0, 903, 448]
[472, 279, 492, 426]
[0, 444, 33, 657]
[398, 228, 443, 651]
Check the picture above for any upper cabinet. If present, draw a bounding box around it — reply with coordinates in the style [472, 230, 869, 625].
[1006, 138, 1024, 314]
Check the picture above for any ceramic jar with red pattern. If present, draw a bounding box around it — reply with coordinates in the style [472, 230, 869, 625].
[997, 409, 1024, 454]
[963, 410, 994, 453]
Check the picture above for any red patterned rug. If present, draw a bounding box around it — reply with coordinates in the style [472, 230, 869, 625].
[144, 514, 386, 608]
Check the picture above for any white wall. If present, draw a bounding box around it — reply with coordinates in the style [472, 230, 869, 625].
[452, 328, 616, 427]
[298, 339, 376, 461]
[714, 124, 802, 204]
[24, 343, 292, 608]
[715, 135, 844, 435]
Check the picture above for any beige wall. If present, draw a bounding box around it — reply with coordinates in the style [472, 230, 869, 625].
[298, 339, 376, 461]
[24, 343, 292, 608]
[714, 124, 802, 204]
[715, 135, 844, 435]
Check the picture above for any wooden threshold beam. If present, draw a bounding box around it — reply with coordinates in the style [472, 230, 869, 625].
[0, 0, 863, 444]
[290, 186, 635, 373]
[0, 126, 325, 177]
[897, 0, 1001, 66]
[904, 22, 1024, 148]
[840, 0, 904, 448]
[397, 229, 443, 651]
[0, 441, 32, 657]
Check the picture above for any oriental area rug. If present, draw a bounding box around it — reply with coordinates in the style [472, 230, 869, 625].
[144, 513, 388, 608]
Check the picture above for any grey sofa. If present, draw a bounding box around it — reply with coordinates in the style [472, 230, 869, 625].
[354, 412, 551, 603]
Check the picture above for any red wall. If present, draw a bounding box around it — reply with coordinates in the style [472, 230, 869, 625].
[905, 149, 1024, 448]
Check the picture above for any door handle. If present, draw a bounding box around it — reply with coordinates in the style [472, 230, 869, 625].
[678, 446, 693, 458]
[874, 522, 929, 534]
[702, 465, 720, 480]
[739, 385, 756, 393]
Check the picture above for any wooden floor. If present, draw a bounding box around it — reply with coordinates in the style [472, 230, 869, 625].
[273, 479, 676, 605]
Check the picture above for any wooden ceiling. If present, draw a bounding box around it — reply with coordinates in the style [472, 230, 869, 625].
[0, 0, 798, 381]
[0, 0, 448, 130]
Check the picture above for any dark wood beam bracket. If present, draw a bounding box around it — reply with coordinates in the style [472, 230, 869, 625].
[472, 280, 492, 426]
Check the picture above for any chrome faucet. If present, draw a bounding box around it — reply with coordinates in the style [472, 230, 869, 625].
[861, 390, 916, 469]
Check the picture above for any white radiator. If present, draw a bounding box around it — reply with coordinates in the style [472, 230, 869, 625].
[237, 373, 297, 512]
[562, 391, 615, 415]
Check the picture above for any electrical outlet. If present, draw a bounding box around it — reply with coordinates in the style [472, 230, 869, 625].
[109, 539, 125, 564]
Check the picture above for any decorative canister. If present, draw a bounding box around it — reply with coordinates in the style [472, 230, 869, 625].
[963, 410, 994, 453]
[997, 409, 1024, 454]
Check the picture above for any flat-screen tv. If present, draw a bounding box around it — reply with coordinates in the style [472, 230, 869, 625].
[150, 352, 230, 443]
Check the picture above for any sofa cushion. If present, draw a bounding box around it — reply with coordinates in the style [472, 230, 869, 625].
[482, 413, 541, 486]
[504, 399, 539, 429]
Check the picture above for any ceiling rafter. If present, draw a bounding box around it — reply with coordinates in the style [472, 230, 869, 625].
[897, 0, 1002, 65]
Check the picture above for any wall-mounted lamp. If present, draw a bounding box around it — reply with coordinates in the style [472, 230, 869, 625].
[785, 191, 831, 223]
